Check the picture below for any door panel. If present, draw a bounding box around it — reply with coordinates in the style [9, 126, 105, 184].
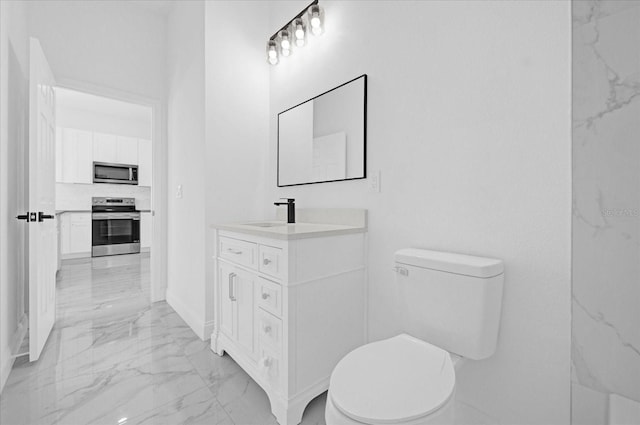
[28, 37, 56, 361]
[219, 263, 235, 339]
[236, 270, 256, 358]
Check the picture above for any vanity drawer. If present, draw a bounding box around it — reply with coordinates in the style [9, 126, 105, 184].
[258, 347, 281, 389]
[258, 308, 282, 353]
[219, 236, 257, 269]
[257, 277, 282, 317]
[258, 245, 284, 279]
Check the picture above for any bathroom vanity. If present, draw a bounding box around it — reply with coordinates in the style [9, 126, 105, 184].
[211, 209, 367, 425]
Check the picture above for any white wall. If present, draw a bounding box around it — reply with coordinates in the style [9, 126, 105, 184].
[56, 183, 151, 211]
[203, 0, 270, 337]
[0, 0, 29, 394]
[57, 106, 152, 140]
[27, 0, 166, 100]
[166, 1, 208, 339]
[267, 1, 571, 423]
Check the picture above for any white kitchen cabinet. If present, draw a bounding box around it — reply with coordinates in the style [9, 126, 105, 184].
[116, 136, 138, 165]
[60, 212, 92, 259]
[140, 212, 152, 250]
[212, 228, 367, 425]
[94, 133, 139, 165]
[93, 132, 118, 164]
[137, 138, 152, 186]
[56, 127, 93, 184]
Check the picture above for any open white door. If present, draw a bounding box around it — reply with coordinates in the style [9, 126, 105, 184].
[27, 37, 57, 361]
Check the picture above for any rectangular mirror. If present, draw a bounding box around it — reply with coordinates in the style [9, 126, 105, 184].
[278, 74, 367, 187]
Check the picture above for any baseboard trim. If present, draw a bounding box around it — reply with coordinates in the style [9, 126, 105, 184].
[0, 345, 16, 395]
[10, 314, 28, 355]
[203, 319, 214, 341]
[61, 252, 91, 260]
[166, 289, 208, 341]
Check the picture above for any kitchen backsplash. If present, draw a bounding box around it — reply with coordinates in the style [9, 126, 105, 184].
[56, 183, 151, 211]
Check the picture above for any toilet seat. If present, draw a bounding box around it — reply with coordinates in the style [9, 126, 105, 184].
[329, 334, 456, 424]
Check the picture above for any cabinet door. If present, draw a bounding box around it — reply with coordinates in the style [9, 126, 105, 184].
[60, 128, 78, 183]
[116, 136, 138, 165]
[93, 133, 118, 164]
[235, 269, 256, 358]
[137, 138, 152, 186]
[60, 213, 71, 254]
[69, 213, 91, 254]
[140, 212, 152, 249]
[219, 262, 236, 339]
[61, 212, 91, 255]
[75, 130, 93, 184]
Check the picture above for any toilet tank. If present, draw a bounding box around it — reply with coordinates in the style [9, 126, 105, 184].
[395, 248, 504, 360]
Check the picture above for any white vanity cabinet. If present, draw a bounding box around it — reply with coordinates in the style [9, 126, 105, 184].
[212, 227, 367, 425]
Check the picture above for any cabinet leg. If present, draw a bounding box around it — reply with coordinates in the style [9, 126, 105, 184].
[210, 336, 225, 357]
[270, 395, 308, 425]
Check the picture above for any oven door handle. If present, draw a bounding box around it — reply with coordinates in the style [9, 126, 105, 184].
[92, 213, 140, 220]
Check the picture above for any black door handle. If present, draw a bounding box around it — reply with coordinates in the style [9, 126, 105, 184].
[16, 213, 30, 221]
[38, 212, 54, 222]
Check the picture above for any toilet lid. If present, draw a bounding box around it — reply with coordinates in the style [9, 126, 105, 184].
[329, 334, 455, 424]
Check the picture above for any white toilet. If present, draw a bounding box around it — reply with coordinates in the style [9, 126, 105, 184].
[326, 248, 504, 425]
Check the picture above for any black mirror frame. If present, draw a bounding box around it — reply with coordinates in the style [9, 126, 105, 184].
[277, 74, 367, 187]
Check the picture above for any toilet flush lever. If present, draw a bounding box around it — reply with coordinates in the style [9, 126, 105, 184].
[393, 266, 409, 276]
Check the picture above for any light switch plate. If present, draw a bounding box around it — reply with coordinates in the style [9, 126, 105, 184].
[369, 170, 381, 193]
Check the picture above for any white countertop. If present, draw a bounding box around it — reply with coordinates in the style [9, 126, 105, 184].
[214, 221, 366, 240]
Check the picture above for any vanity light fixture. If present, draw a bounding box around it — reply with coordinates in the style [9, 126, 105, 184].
[308, 4, 324, 36]
[266, 0, 325, 66]
[279, 30, 292, 57]
[267, 40, 279, 65]
[294, 18, 306, 47]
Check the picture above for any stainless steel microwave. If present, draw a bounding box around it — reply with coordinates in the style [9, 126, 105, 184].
[93, 162, 138, 185]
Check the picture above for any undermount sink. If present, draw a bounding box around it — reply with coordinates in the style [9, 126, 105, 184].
[242, 222, 286, 228]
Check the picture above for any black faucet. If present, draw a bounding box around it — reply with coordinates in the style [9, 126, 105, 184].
[274, 198, 295, 223]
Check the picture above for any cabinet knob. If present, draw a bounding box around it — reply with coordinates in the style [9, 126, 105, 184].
[261, 292, 270, 300]
[263, 258, 272, 265]
[262, 325, 272, 334]
[262, 357, 272, 368]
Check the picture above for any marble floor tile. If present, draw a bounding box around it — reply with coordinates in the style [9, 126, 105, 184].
[0, 253, 330, 425]
[0, 253, 485, 425]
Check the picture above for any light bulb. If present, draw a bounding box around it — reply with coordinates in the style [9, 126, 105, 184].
[296, 38, 305, 47]
[282, 48, 291, 57]
[279, 30, 291, 50]
[266, 40, 278, 65]
[307, 5, 323, 36]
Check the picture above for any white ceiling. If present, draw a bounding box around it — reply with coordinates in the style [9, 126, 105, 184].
[56, 87, 152, 123]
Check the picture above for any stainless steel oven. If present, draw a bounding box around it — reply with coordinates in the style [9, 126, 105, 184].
[92, 197, 140, 257]
[93, 162, 138, 185]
